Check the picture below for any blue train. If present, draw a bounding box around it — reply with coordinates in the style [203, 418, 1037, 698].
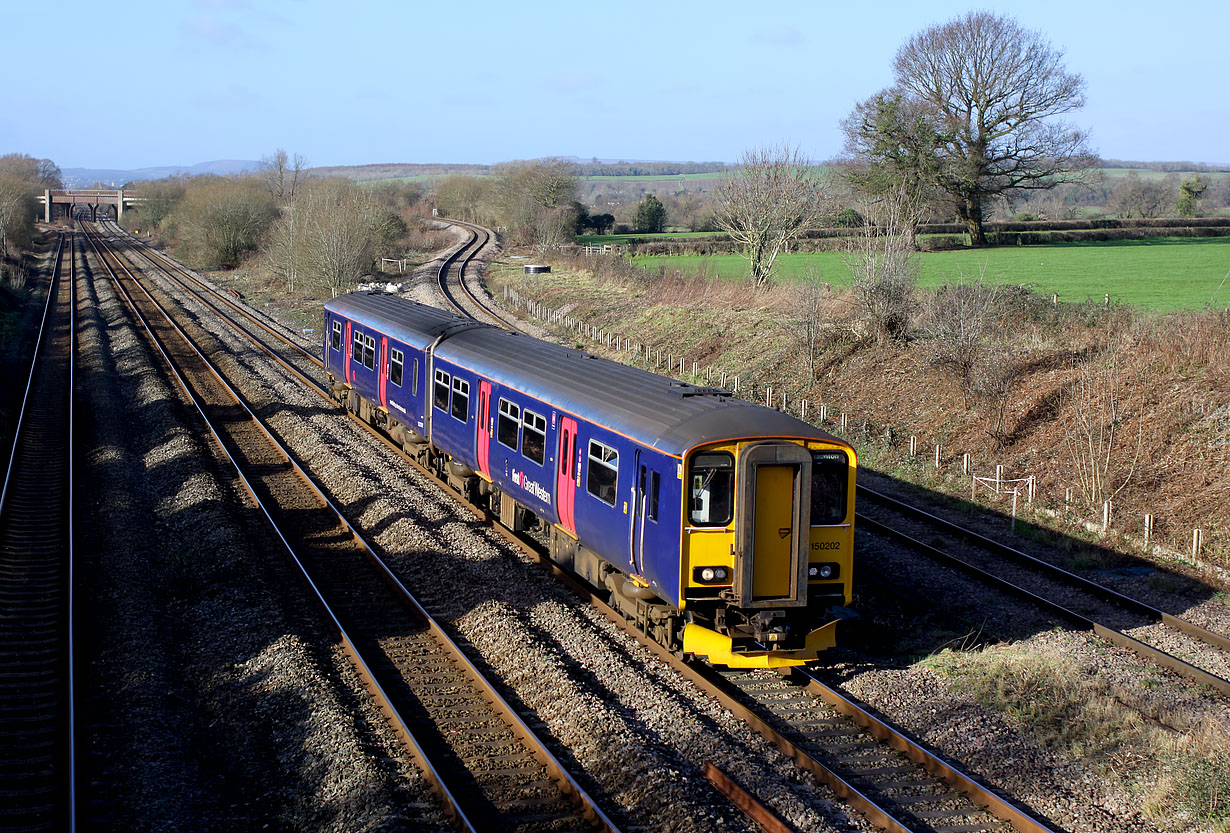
[323, 292, 857, 668]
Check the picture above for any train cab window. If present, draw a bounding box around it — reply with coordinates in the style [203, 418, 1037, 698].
[411, 358, 419, 396]
[810, 450, 849, 525]
[331, 320, 342, 352]
[586, 440, 618, 506]
[389, 348, 404, 386]
[521, 410, 546, 465]
[433, 370, 450, 411]
[688, 452, 733, 527]
[649, 470, 660, 522]
[451, 378, 470, 421]
[352, 329, 364, 364]
[362, 334, 376, 370]
[497, 399, 520, 449]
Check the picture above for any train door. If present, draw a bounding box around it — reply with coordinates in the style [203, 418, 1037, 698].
[344, 321, 353, 384]
[379, 336, 389, 408]
[751, 465, 794, 598]
[735, 442, 811, 607]
[556, 417, 577, 535]
[477, 381, 492, 479]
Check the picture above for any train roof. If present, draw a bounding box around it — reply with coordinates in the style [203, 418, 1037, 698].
[325, 292, 483, 349]
[328, 293, 847, 457]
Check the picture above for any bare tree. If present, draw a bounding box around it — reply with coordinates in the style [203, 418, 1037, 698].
[714, 145, 829, 287]
[171, 179, 278, 269]
[492, 159, 579, 246]
[847, 12, 1097, 245]
[298, 179, 385, 298]
[843, 185, 918, 341]
[1108, 172, 1171, 219]
[791, 269, 831, 380]
[921, 268, 1007, 404]
[0, 175, 36, 256]
[1062, 346, 1143, 507]
[259, 148, 307, 202]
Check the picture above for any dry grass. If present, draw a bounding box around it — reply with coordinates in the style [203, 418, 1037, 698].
[922, 643, 1230, 832]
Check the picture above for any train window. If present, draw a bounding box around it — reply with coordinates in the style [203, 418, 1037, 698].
[649, 470, 660, 522]
[434, 369, 450, 411]
[810, 450, 849, 525]
[521, 410, 546, 465]
[389, 348, 404, 386]
[497, 399, 520, 449]
[352, 329, 364, 364]
[688, 452, 733, 527]
[451, 377, 470, 421]
[331, 320, 342, 352]
[363, 335, 376, 370]
[586, 440, 618, 506]
[412, 358, 419, 396]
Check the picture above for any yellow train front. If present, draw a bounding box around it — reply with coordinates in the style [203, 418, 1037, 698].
[673, 437, 855, 667]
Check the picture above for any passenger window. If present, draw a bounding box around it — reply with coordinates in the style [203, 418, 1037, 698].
[810, 450, 849, 525]
[521, 410, 546, 465]
[497, 399, 520, 449]
[649, 470, 660, 522]
[433, 369, 450, 411]
[451, 377, 469, 421]
[412, 358, 419, 396]
[688, 452, 733, 527]
[390, 348, 404, 386]
[363, 335, 375, 370]
[586, 440, 618, 506]
[352, 329, 363, 364]
[331, 320, 342, 351]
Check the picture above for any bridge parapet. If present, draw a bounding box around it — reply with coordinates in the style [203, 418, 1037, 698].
[39, 189, 146, 222]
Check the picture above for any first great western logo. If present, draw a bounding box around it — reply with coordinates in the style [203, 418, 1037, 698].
[510, 468, 551, 503]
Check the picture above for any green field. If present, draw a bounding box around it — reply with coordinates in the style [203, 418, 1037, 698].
[630, 236, 1230, 312]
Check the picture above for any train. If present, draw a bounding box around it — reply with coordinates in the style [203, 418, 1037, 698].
[322, 292, 857, 668]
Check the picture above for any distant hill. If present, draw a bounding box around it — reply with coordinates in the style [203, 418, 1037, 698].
[60, 159, 260, 188]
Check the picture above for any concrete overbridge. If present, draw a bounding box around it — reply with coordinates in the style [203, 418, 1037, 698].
[39, 189, 146, 222]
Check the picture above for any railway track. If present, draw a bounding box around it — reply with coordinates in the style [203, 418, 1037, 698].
[81, 223, 619, 833]
[0, 233, 76, 832]
[857, 486, 1230, 697]
[101, 220, 1069, 831]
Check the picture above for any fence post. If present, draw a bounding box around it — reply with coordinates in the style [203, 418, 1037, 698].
[819, 404, 827, 423]
[801, 400, 808, 420]
[935, 444, 941, 469]
[909, 435, 917, 457]
[840, 413, 847, 433]
[1102, 500, 1112, 533]
[1144, 514, 1154, 549]
[1027, 475, 1035, 504]
[1011, 489, 1019, 532]
[1193, 528, 1204, 559]
[995, 465, 1003, 491]
[963, 453, 970, 475]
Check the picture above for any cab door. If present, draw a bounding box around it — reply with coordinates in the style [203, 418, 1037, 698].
[556, 417, 577, 535]
[631, 457, 650, 574]
[477, 381, 492, 479]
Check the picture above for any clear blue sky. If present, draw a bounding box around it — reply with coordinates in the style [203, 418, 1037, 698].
[3, 0, 1226, 171]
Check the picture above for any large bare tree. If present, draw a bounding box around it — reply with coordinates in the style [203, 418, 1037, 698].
[845, 12, 1096, 245]
[714, 145, 828, 287]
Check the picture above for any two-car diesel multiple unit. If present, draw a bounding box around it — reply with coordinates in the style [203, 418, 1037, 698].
[323, 292, 857, 668]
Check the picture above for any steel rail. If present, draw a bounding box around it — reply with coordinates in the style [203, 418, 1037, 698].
[82, 223, 620, 833]
[859, 485, 1230, 655]
[100, 222, 323, 368]
[858, 513, 1230, 697]
[0, 232, 76, 833]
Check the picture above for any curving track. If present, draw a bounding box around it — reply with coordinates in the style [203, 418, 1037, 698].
[0, 233, 76, 832]
[81, 223, 619, 833]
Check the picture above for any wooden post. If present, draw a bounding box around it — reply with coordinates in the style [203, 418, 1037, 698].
[995, 465, 1003, 491]
[909, 435, 917, 457]
[935, 444, 941, 469]
[1027, 475, 1035, 504]
[1193, 528, 1204, 558]
[1102, 500, 1112, 533]
[963, 453, 970, 475]
[840, 413, 847, 432]
[1144, 514, 1154, 549]
[1011, 489, 1019, 532]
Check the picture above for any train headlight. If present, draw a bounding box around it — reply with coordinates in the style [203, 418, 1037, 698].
[694, 566, 730, 584]
[809, 563, 839, 580]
